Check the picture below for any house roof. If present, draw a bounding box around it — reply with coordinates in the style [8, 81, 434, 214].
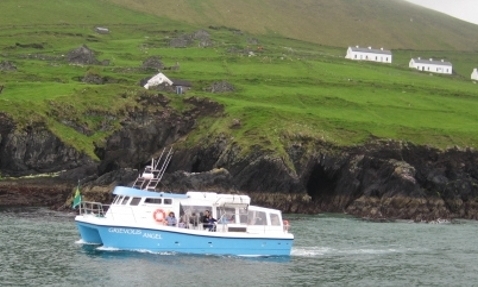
[144, 72, 173, 89]
[349, 46, 392, 55]
[411, 58, 452, 66]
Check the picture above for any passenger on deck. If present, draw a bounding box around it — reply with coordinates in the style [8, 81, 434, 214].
[178, 215, 187, 228]
[189, 212, 199, 227]
[201, 210, 216, 231]
[219, 214, 234, 224]
[165, 212, 177, 226]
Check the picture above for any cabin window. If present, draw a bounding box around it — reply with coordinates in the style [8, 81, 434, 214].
[248, 210, 267, 225]
[145, 198, 162, 204]
[375, 56, 377, 60]
[354, 55, 357, 59]
[239, 209, 248, 224]
[270, 214, 281, 226]
[113, 196, 122, 204]
[164, 198, 172, 205]
[121, 196, 130, 205]
[218, 207, 236, 224]
[130, 197, 141, 206]
[386, 57, 388, 62]
[180, 205, 213, 226]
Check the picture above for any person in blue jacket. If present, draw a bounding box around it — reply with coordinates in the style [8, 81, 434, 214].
[166, 212, 177, 226]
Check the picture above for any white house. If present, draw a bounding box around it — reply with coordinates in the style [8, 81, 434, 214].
[95, 27, 109, 34]
[409, 58, 452, 75]
[144, 72, 173, 89]
[472, 68, 478, 81]
[345, 46, 392, 63]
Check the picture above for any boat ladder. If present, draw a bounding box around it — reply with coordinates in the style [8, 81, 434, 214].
[132, 147, 173, 191]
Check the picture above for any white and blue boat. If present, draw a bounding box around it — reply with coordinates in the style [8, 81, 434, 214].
[75, 154, 294, 256]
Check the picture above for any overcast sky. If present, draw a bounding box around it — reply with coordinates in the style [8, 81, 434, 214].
[404, 0, 478, 25]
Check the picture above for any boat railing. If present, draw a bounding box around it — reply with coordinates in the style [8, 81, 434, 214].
[79, 201, 109, 217]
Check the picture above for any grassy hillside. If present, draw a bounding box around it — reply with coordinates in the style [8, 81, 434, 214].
[108, 0, 478, 50]
[1, 0, 478, 162]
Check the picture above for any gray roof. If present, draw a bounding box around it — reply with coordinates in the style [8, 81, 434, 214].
[411, 58, 452, 66]
[349, 46, 392, 55]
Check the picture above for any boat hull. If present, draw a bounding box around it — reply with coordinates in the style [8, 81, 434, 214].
[75, 220, 293, 256]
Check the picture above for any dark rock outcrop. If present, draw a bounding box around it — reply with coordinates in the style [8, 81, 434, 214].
[0, 178, 75, 208]
[94, 96, 223, 175]
[0, 113, 93, 177]
[1, 97, 478, 222]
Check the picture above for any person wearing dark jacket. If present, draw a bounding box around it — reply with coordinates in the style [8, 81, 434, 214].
[201, 210, 216, 231]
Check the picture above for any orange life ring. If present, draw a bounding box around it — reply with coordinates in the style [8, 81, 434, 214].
[153, 209, 166, 223]
[283, 220, 290, 232]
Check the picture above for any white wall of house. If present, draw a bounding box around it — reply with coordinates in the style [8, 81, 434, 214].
[345, 46, 392, 63]
[409, 58, 452, 75]
[472, 68, 478, 81]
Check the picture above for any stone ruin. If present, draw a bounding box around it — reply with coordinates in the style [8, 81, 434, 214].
[67, 45, 99, 65]
[169, 29, 212, 48]
[82, 72, 107, 85]
[204, 81, 235, 93]
[163, 62, 180, 71]
[0, 60, 17, 71]
[141, 56, 164, 71]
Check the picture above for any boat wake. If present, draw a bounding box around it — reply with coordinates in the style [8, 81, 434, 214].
[291, 246, 416, 257]
[95, 246, 176, 256]
[75, 239, 101, 245]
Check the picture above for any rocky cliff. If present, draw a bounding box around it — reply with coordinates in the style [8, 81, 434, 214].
[1, 97, 477, 222]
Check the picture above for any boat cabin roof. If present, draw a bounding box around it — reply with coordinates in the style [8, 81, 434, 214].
[112, 187, 252, 208]
[113, 186, 188, 199]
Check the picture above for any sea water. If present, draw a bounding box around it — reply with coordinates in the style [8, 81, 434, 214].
[1, 208, 478, 287]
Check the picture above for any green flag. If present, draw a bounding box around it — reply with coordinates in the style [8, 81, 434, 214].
[72, 185, 82, 209]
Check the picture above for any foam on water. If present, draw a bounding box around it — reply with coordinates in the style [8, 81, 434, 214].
[291, 246, 334, 257]
[75, 239, 101, 245]
[95, 245, 176, 255]
[291, 246, 422, 257]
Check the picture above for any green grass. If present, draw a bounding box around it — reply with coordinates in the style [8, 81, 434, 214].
[1, 0, 478, 162]
[108, 0, 478, 51]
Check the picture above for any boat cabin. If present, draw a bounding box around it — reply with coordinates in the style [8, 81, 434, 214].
[97, 188, 288, 234]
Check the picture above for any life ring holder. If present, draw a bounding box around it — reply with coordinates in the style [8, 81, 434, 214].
[153, 209, 166, 223]
[283, 220, 290, 232]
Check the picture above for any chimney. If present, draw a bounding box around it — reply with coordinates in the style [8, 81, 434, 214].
[356, 45, 359, 48]
[368, 46, 372, 49]
[380, 47, 383, 50]
[441, 59, 444, 62]
[418, 57, 421, 60]
[429, 58, 433, 61]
